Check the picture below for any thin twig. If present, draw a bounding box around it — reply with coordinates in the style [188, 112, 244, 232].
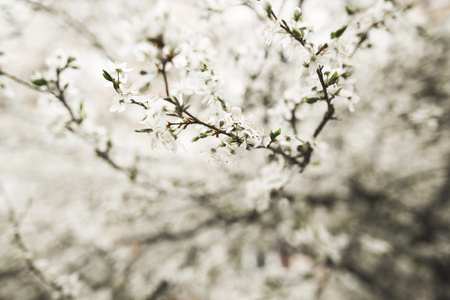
[55, 66, 81, 124]
[2, 190, 69, 299]
[0, 69, 44, 93]
[0, 69, 137, 181]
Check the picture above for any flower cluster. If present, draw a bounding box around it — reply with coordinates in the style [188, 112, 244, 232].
[102, 0, 399, 172]
[31, 48, 79, 89]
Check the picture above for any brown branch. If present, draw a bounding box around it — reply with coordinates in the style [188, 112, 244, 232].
[161, 62, 170, 98]
[55, 66, 81, 124]
[145, 280, 169, 300]
[313, 67, 335, 139]
[159, 63, 241, 143]
[271, 11, 307, 47]
[124, 209, 260, 246]
[0, 69, 44, 93]
[265, 144, 304, 169]
[260, 14, 338, 171]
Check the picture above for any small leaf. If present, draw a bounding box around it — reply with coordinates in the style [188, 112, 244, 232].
[328, 71, 340, 86]
[345, 6, 355, 15]
[330, 25, 348, 39]
[135, 128, 153, 133]
[102, 70, 113, 82]
[357, 32, 369, 45]
[129, 167, 138, 182]
[31, 78, 48, 86]
[305, 97, 319, 104]
[265, 5, 273, 20]
[192, 136, 200, 142]
[67, 56, 76, 64]
[64, 83, 69, 90]
[270, 128, 281, 141]
[217, 97, 227, 109]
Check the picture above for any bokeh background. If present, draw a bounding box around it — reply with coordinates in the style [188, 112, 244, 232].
[0, 0, 449, 299]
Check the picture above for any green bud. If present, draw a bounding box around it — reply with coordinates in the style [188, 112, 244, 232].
[291, 28, 303, 39]
[270, 128, 281, 141]
[293, 7, 302, 22]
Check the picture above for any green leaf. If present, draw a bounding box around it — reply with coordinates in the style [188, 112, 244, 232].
[270, 128, 281, 141]
[305, 97, 319, 104]
[192, 136, 200, 142]
[102, 70, 113, 82]
[265, 5, 273, 20]
[217, 97, 227, 109]
[345, 6, 355, 15]
[182, 95, 191, 108]
[135, 128, 153, 133]
[172, 96, 183, 117]
[129, 167, 138, 182]
[357, 32, 369, 45]
[31, 78, 48, 86]
[330, 25, 348, 39]
[67, 56, 76, 64]
[328, 71, 340, 86]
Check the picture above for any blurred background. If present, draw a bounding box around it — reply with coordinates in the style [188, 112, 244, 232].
[0, 0, 449, 299]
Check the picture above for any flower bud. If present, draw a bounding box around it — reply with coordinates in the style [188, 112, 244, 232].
[293, 7, 302, 22]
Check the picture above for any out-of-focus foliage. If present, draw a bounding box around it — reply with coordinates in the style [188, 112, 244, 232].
[0, 0, 449, 299]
